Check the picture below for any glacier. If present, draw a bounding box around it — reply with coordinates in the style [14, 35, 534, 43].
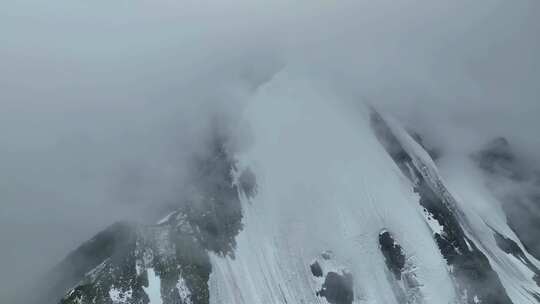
[210, 78, 456, 304]
[50, 71, 540, 304]
[209, 72, 540, 303]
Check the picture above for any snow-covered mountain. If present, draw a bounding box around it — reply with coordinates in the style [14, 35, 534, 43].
[36, 96, 540, 304]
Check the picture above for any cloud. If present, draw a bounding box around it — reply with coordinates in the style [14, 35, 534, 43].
[0, 0, 539, 300]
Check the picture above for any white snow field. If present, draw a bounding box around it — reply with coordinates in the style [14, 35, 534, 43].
[144, 268, 163, 304]
[208, 70, 540, 304]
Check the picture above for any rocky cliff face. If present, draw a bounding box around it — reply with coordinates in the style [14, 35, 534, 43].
[52, 136, 253, 304]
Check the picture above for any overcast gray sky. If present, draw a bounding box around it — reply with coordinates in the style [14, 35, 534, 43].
[1, 0, 539, 300]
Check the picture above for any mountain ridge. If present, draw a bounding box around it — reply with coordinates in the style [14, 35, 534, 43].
[31, 105, 540, 304]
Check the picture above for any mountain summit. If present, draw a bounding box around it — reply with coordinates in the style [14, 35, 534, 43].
[36, 101, 540, 304]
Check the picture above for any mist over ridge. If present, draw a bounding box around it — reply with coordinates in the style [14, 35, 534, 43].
[1, 0, 539, 302]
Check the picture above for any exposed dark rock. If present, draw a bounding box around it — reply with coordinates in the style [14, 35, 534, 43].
[310, 261, 323, 277]
[379, 230, 405, 280]
[185, 136, 244, 257]
[316, 272, 354, 304]
[59, 218, 212, 304]
[35, 221, 138, 304]
[495, 231, 526, 257]
[54, 134, 248, 304]
[416, 174, 513, 304]
[238, 167, 257, 199]
[371, 110, 513, 304]
[378, 231, 424, 304]
[493, 230, 540, 286]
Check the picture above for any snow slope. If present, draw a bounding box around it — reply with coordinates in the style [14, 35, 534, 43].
[385, 113, 540, 303]
[56, 70, 540, 304]
[210, 74, 457, 304]
[208, 70, 540, 304]
[144, 268, 163, 304]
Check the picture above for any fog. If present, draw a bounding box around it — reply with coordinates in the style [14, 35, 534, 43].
[1, 0, 539, 300]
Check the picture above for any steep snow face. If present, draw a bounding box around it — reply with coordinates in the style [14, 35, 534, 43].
[379, 114, 540, 303]
[144, 268, 163, 304]
[210, 74, 456, 304]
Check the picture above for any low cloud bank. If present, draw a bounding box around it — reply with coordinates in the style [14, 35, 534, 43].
[1, 0, 539, 300]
